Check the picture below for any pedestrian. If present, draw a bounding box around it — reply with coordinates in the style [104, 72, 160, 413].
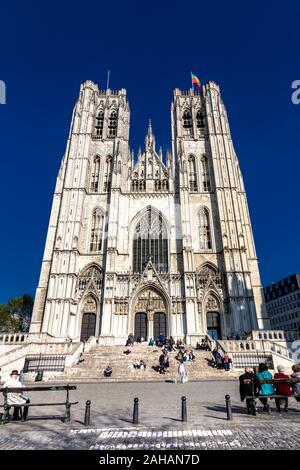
[223, 353, 230, 371]
[159, 352, 166, 374]
[274, 365, 292, 412]
[3, 370, 30, 421]
[215, 350, 223, 369]
[257, 363, 274, 413]
[291, 364, 300, 402]
[163, 351, 170, 371]
[178, 360, 188, 383]
[239, 367, 261, 415]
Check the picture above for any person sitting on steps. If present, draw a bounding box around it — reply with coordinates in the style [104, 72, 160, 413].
[103, 365, 112, 377]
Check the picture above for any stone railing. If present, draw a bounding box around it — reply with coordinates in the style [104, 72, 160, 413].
[247, 330, 296, 342]
[217, 339, 292, 359]
[0, 332, 63, 344]
[0, 333, 30, 344]
[0, 341, 77, 368]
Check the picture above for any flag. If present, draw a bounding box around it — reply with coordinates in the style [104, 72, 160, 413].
[191, 72, 201, 90]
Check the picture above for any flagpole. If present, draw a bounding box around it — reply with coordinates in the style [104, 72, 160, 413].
[106, 70, 110, 90]
[191, 70, 194, 92]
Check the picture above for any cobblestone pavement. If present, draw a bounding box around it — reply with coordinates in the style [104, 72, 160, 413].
[0, 380, 299, 450]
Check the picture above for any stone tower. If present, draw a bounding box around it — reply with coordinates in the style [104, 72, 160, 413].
[30, 79, 269, 343]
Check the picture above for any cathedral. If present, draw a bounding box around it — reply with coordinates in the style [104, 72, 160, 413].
[30, 79, 270, 345]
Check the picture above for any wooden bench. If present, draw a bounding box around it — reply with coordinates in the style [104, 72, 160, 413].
[244, 378, 300, 414]
[0, 384, 78, 424]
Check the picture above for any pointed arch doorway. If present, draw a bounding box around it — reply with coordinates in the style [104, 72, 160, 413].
[134, 313, 147, 340]
[206, 311, 221, 340]
[80, 296, 97, 341]
[132, 288, 168, 341]
[205, 294, 222, 340]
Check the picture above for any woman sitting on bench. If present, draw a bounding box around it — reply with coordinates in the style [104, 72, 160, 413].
[3, 370, 30, 421]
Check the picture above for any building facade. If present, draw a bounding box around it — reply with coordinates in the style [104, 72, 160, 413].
[30, 80, 269, 344]
[264, 274, 300, 339]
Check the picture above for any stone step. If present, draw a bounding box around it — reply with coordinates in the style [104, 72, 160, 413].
[46, 345, 239, 382]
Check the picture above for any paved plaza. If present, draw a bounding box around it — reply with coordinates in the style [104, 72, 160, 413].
[0, 380, 300, 450]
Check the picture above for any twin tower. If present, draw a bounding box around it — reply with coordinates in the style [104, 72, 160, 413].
[30, 79, 270, 344]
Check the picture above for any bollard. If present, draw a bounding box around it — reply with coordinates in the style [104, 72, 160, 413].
[2, 388, 9, 425]
[133, 397, 139, 424]
[84, 400, 91, 426]
[181, 396, 187, 422]
[225, 394, 233, 420]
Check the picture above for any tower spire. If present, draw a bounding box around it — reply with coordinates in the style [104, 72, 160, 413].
[145, 119, 155, 150]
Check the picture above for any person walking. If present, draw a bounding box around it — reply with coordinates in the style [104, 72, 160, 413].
[159, 352, 166, 374]
[3, 370, 30, 421]
[239, 367, 261, 415]
[223, 353, 230, 371]
[163, 351, 170, 371]
[178, 360, 188, 383]
[257, 363, 274, 413]
[274, 365, 292, 412]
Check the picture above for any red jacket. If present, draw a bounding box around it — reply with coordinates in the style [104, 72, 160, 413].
[274, 373, 292, 396]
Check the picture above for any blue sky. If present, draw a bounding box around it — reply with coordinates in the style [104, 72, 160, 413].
[0, 1, 299, 303]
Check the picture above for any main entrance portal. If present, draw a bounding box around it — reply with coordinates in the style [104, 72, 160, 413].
[134, 313, 147, 340]
[207, 311, 221, 340]
[133, 288, 167, 341]
[153, 312, 166, 341]
[80, 313, 96, 341]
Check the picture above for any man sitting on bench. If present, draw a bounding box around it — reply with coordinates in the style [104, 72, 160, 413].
[3, 370, 30, 421]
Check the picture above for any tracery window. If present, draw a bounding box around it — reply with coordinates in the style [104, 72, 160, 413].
[188, 155, 197, 192]
[89, 208, 104, 252]
[103, 156, 112, 192]
[90, 156, 100, 192]
[108, 110, 117, 138]
[133, 209, 168, 273]
[182, 109, 192, 136]
[196, 110, 205, 128]
[199, 206, 212, 250]
[197, 264, 222, 288]
[95, 110, 104, 138]
[78, 265, 103, 292]
[201, 156, 211, 192]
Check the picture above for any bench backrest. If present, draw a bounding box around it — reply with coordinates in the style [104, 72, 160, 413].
[0, 385, 77, 393]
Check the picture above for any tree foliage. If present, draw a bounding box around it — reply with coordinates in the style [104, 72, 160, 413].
[0, 294, 33, 333]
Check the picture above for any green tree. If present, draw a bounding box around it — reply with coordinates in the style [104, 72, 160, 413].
[0, 294, 34, 333]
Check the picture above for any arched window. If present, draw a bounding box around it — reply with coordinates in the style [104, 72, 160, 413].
[133, 208, 168, 273]
[95, 110, 104, 138]
[201, 156, 210, 192]
[196, 110, 205, 128]
[89, 209, 104, 252]
[103, 156, 112, 192]
[108, 110, 117, 138]
[90, 156, 100, 192]
[199, 206, 212, 250]
[188, 155, 197, 192]
[182, 109, 192, 136]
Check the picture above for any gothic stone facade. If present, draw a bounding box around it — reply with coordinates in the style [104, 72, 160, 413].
[30, 80, 270, 344]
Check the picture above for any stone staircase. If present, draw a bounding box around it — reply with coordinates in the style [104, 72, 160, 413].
[51, 343, 239, 383]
